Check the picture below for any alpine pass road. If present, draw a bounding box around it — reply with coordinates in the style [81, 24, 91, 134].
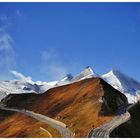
[0, 107, 74, 138]
[88, 112, 131, 138]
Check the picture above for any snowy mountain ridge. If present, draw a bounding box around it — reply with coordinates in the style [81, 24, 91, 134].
[72, 66, 98, 81]
[0, 67, 96, 100]
[0, 67, 140, 104]
[102, 70, 140, 103]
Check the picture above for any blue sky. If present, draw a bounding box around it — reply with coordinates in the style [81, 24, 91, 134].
[0, 2, 140, 82]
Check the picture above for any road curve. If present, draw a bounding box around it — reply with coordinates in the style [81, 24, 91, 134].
[40, 127, 52, 138]
[0, 107, 73, 138]
[88, 112, 131, 138]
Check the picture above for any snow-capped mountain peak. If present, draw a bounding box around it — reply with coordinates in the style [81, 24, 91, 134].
[102, 70, 140, 103]
[1, 68, 140, 104]
[55, 74, 73, 86]
[72, 66, 98, 81]
[84, 66, 97, 75]
[102, 70, 122, 89]
[61, 74, 73, 82]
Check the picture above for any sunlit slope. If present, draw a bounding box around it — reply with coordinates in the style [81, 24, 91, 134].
[1, 78, 128, 137]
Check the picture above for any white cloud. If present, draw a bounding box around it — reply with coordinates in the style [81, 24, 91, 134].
[10, 70, 33, 83]
[41, 49, 68, 81]
[0, 28, 16, 73]
[0, 28, 13, 51]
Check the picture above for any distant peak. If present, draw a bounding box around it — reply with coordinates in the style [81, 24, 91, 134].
[61, 73, 73, 82]
[72, 66, 98, 82]
[109, 69, 121, 75]
[65, 74, 73, 80]
[85, 66, 93, 72]
[85, 66, 91, 69]
[102, 69, 123, 79]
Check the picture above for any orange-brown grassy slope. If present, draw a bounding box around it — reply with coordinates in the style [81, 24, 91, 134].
[0, 109, 61, 138]
[1, 78, 128, 137]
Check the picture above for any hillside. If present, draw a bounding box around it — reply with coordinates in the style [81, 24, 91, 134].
[0, 78, 128, 137]
[0, 109, 61, 138]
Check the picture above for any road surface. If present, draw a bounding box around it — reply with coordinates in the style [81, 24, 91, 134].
[88, 112, 131, 138]
[88, 102, 140, 138]
[0, 107, 73, 138]
[40, 127, 52, 138]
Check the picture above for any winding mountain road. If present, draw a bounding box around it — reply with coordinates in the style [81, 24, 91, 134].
[88, 112, 131, 138]
[0, 107, 73, 138]
[88, 103, 139, 138]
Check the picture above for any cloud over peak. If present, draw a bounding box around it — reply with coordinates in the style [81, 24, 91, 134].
[10, 70, 33, 83]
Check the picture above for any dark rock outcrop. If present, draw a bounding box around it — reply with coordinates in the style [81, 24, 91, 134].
[110, 102, 140, 138]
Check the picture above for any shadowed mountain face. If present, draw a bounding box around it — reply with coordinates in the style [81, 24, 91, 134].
[102, 70, 140, 103]
[110, 102, 140, 138]
[0, 78, 128, 137]
[99, 79, 128, 115]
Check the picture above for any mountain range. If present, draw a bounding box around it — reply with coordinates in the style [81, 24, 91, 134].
[0, 66, 140, 138]
[0, 66, 140, 104]
[0, 76, 128, 137]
